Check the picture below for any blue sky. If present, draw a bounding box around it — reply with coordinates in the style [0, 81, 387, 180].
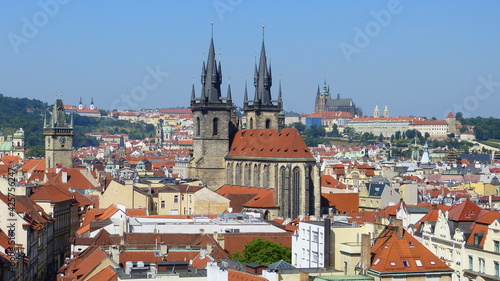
[1, 1, 499, 119]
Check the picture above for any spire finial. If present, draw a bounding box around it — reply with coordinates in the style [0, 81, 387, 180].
[211, 19, 214, 39]
[262, 20, 265, 42]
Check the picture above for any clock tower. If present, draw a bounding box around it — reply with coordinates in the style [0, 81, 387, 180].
[44, 98, 74, 168]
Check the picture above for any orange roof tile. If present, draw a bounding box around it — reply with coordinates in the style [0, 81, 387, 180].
[227, 269, 268, 281]
[370, 226, 452, 274]
[87, 266, 117, 281]
[448, 200, 481, 221]
[227, 128, 314, 160]
[321, 193, 359, 214]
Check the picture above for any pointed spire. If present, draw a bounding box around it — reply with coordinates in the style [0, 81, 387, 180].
[255, 25, 273, 106]
[244, 79, 249, 104]
[200, 22, 222, 103]
[191, 82, 196, 101]
[316, 85, 320, 96]
[70, 112, 74, 128]
[227, 80, 232, 101]
[278, 79, 283, 109]
[91, 97, 94, 104]
[79, 97, 82, 104]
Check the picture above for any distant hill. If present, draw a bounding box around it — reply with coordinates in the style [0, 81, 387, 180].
[0, 94, 47, 148]
[0, 94, 155, 157]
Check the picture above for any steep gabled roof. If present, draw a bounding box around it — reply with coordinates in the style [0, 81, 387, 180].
[87, 266, 117, 281]
[321, 193, 359, 214]
[369, 226, 452, 275]
[227, 269, 268, 281]
[216, 185, 277, 210]
[447, 200, 481, 221]
[61, 246, 109, 281]
[226, 129, 314, 160]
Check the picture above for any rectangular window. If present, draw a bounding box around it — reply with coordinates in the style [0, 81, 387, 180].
[312, 251, 318, 263]
[495, 262, 499, 277]
[174, 195, 179, 203]
[479, 258, 485, 273]
[182, 194, 185, 201]
[312, 231, 319, 242]
[469, 256, 473, 270]
[161, 201, 165, 208]
[495, 241, 500, 253]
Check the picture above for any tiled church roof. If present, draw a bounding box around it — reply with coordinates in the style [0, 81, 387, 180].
[227, 128, 314, 161]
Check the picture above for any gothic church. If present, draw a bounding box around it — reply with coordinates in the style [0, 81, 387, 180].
[188, 31, 320, 219]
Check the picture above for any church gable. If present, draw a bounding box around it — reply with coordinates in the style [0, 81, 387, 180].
[226, 128, 314, 161]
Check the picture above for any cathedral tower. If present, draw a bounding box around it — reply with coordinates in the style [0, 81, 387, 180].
[44, 98, 74, 168]
[244, 26, 282, 129]
[188, 29, 236, 189]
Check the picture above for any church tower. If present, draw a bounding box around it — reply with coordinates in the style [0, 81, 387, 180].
[383, 104, 389, 118]
[188, 27, 236, 189]
[244, 26, 281, 129]
[374, 104, 380, 118]
[44, 98, 74, 168]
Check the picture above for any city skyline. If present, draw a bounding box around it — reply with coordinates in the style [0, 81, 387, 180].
[1, 1, 499, 119]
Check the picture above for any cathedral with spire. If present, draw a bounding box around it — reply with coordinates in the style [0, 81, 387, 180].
[188, 26, 320, 219]
[314, 80, 362, 116]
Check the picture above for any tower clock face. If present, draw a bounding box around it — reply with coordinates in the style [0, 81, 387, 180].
[60, 137, 66, 144]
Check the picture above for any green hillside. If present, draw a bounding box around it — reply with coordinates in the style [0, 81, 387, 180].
[0, 94, 155, 157]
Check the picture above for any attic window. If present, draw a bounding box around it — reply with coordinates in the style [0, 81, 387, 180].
[260, 133, 264, 136]
[402, 260, 409, 267]
[284, 149, 288, 152]
[294, 149, 298, 152]
[430, 261, 436, 265]
[390, 262, 396, 266]
[304, 149, 308, 152]
[373, 258, 380, 265]
[409, 242, 414, 247]
[415, 260, 423, 266]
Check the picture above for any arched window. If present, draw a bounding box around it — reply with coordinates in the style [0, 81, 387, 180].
[196, 117, 200, 136]
[265, 119, 271, 129]
[212, 118, 218, 136]
[253, 164, 260, 187]
[235, 163, 241, 186]
[292, 167, 301, 218]
[280, 166, 287, 217]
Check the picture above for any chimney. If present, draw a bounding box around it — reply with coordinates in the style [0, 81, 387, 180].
[62, 171, 68, 183]
[394, 218, 404, 238]
[361, 233, 371, 275]
[160, 244, 168, 255]
[300, 272, 310, 281]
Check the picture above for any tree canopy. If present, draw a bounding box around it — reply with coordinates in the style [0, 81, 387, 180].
[231, 238, 291, 266]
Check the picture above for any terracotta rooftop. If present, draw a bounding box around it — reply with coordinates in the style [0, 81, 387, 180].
[369, 226, 452, 274]
[447, 199, 481, 221]
[227, 269, 268, 281]
[321, 193, 359, 214]
[227, 128, 314, 160]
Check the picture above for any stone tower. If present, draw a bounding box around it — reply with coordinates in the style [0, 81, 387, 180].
[383, 104, 389, 118]
[188, 31, 236, 189]
[44, 98, 74, 168]
[314, 80, 330, 113]
[244, 28, 282, 129]
[374, 104, 380, 118]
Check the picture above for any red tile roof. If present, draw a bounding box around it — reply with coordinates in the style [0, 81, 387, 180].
[227, 129, 314, 160]
[321, 175, 346, 189]
[87, 266, 117, 281]
[321, 193, 359, 214]
[447, 200, 481, 221]
[370, 226, 452, 274]
[227, 269, 268, 281]
[60, 246, 109, 281]
[216, 185, 277, 210]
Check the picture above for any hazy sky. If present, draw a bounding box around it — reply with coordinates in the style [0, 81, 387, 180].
[1, 1, 499, 119]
